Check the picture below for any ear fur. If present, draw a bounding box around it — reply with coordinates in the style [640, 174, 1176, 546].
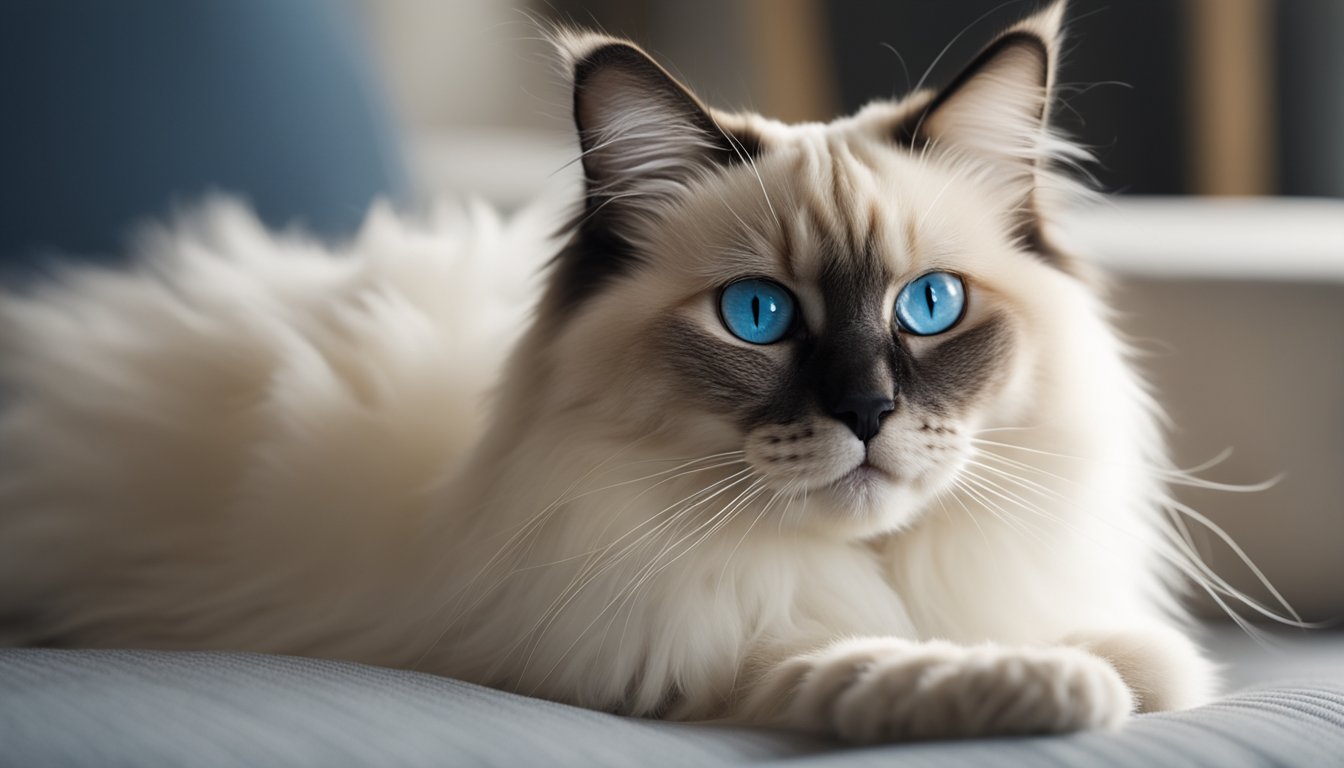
[896, 2, 1086, 271]
[554, 31, 758, 212]
[541, 30, 762, 317]
[901, 2, 1064, 164]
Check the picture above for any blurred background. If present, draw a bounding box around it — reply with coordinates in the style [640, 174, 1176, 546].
[364, 0, 1344, 202]
[1, 0, 1341, 676]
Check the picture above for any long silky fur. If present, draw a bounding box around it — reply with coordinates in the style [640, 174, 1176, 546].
[1, 2, 1266, 740]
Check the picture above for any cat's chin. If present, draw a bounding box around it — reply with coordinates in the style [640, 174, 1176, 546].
[794, 462, 933, 538]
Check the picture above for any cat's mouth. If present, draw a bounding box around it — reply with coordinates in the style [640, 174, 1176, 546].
[832, 459, 894, 490]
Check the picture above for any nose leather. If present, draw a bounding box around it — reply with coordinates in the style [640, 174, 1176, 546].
[812, 297, 898, 444]
[829, 394, 895, 442]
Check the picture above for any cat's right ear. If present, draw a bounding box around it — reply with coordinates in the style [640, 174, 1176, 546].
[541, 31, 762, 316]
[555, 31, 758, 216]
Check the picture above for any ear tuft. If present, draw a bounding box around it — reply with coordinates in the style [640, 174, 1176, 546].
[547, 27, 633, 77]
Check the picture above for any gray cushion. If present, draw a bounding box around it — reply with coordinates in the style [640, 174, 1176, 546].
[2, 649, 1343, 768]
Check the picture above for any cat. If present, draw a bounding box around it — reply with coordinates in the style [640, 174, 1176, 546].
[0, 1, 1224, 743]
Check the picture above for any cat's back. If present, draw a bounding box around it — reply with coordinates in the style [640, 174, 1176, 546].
[0, 197, 550, 653]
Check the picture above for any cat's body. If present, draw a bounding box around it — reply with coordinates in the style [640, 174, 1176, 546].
[0, 3, 1218, 742]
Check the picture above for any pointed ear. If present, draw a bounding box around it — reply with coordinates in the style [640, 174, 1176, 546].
[898, 1, 1065, 181]
[896, 2, 1085, 272]
[557, 32, 757, 213]
[538, 32, 763, 317]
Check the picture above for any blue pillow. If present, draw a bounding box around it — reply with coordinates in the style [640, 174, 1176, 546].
[0, 0, 409, 273]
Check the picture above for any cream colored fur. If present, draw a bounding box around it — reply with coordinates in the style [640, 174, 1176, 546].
[0, 3, 1218, 743]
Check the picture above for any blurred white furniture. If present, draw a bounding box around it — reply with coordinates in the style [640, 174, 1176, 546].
[1066, 197, 1344, 621]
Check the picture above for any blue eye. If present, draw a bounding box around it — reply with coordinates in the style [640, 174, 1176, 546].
[719, 278, 796, 344]
[894, 272, 967, 335]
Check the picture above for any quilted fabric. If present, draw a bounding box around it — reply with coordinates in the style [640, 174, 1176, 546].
[2, 648, 1343, 768]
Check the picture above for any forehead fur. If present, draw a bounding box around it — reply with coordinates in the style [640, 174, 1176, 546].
[542, 1, 1089, 327]
[629, 118, 1037, 294]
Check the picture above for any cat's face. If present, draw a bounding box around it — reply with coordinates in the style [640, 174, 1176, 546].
[531, 6, 1086, 538]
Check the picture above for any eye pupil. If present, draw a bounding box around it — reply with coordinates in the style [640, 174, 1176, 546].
[720, 279, 796, 344]
[895, 272, 966, 336]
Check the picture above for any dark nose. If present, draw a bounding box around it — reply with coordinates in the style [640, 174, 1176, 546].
[830, 394, 895, 443]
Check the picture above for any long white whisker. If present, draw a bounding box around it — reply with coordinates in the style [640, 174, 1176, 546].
[609, 481, 769, 651]
[958, 466, 1317, 630]
[1160, 497, 1306, 626]
[513, 469, 757, 680]
[963, 458, 1066, 501]
[953, 477, 1044, 544]
[717, 488, 781, 591]
[528, 477, 766, 693]
[451, 454, 748, 627]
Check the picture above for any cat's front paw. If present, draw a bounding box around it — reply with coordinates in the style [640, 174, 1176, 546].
[760, 637, 1133, 744]
[1065, 625, 1217, 712]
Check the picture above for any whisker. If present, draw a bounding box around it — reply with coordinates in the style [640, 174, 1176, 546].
[953, 476, 1044, 544]
[528, 476, 767, 692]
[969, 437, 1089, 462]
[940, 479, 992, 545]
[512, 469, 756, 678]
[963, 458, 1066, 501]
[968, 431, 1312, 630]
[1160, 497, 1310, 626]
[452, 454, 747, 625]
[609, 481, 770, 653]
[958, 464, 1318, 630]
[419, 451, 748, 670]
[519, 468, 754, 648]
[410, 437, 657, 666]
[717, 488, 782, 590]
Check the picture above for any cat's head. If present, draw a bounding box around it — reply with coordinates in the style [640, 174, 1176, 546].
[523, 2, 1096, 538]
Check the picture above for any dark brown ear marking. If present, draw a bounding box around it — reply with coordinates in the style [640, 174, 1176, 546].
[888, 8, 1084, 275]
[894, 32, 1051, 148]
[573, 44, 762, 182]
[542, 40, 765, 320]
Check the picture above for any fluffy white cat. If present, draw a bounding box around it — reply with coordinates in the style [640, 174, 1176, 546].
[0, 2, 1223, 742]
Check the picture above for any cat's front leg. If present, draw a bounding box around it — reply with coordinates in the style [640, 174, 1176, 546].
[736, 637, 1133, 744]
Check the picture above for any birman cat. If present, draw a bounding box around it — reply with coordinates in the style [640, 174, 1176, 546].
[0, 2, 1228, 743]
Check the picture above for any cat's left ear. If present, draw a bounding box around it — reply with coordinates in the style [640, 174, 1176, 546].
[900, 1, 1064, 165]
[896, 1, 1072, 239]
